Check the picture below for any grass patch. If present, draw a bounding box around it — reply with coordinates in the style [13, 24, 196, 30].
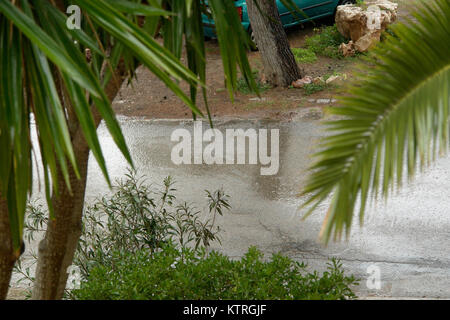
[303, 82, 330, 95]
[237, 70, 271, 94]
[304, 25, 347, 59]
[292, 47, 318, 64]
[244, 100, 275, 111]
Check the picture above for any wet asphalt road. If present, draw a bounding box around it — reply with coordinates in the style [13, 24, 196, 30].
[22, 116, 450, 298]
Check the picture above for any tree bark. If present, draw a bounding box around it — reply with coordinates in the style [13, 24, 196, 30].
[246, 0, 302, 87]
[32, 64, 128, 300]
[0, 195, 15, 300]
[31, 144, 90, 300]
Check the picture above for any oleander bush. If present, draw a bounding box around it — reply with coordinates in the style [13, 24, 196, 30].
[19, 170, 358, 300]
[17, 170, 231, 293]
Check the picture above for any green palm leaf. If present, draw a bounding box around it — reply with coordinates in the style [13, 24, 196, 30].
[301, 0, 450, 243]
[0, 0, 259, 252]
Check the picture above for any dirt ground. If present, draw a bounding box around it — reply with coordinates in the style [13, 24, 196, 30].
[112, 0, 414, 122]
[112, 22, 356, 121]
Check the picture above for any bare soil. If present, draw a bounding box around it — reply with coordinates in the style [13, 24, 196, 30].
[112, 20, 355, 122]
[112, 0, 413, 121]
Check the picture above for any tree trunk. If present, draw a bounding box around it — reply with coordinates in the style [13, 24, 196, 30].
[246, 0, 302, 87]
[31, 146, 90, 300]
[32, 64, 128, 300]
[0, 195, 15, 299]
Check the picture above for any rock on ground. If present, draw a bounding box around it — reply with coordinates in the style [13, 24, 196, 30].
[336, 0, 398, 53]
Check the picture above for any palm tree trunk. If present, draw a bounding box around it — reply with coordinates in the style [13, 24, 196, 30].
[32, 65, 128, 300]
[31, 145, 90, 300]
[0, 195, 14, 299]
[246, 0, 302, 86]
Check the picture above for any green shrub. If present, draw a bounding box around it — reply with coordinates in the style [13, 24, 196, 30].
[77, 171, 231, 279]
[304, 25, 347, 59]
[292, 48, 318, 64]
[237, 70, 271, 94]
[19, 171, 358, 301]
[303, 82, 330, 95]
[17, 170, 231, 293]
[72, 244, 358, 300]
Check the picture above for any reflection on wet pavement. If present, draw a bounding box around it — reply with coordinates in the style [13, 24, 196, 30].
[20, 117, 450, 299]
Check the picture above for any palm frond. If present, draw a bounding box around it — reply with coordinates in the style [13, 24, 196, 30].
[301, 0, 450, 243]
[0, 0, 258, 251]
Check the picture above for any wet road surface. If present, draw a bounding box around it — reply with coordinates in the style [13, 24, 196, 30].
[18, 115, 450, 299]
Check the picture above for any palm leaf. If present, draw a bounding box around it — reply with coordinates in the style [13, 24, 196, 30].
[301, 0, 450, 243]
[208, 0, 258, 100]
[0, 0, 259, 252]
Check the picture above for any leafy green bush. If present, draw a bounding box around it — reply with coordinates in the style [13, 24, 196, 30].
[19, 171, 358, 301]
[292, 48, 318, 64]
[73, 171, 230, 279]
[17, 170, 231, 292]
[72, 244, 358, 300]
[304, 25, 347, 59]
